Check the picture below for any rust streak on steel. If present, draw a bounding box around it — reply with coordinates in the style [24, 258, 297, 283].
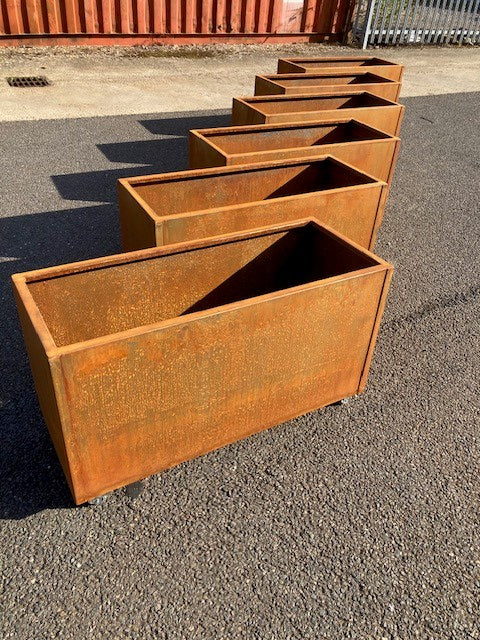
[12, 219, 393, 504]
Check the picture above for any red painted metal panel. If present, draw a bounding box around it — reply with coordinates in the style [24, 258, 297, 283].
[0, 0, 352, 42]
[101, 0, 113, 31]
[201, 0, 212, 32]
[5, 0, 23, 33]
[270, 0, 282, 32]
[168, 0, 180, 33]
[45, 0, 61, 32]
[256, 0, 269, 31]
[25, 0, 41, 33]
[301, 0, 316, 31]
[229, 0, 241, 31]
[215, 0, 227, 32]
[64, 0, 80, 31]
[244, 0, 255, 31]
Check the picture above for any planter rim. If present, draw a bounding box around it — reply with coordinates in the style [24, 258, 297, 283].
[236, 90, 400, 106]
[191, 118, 398, 140]
[258, 72, 396, 84]
[118, 154, 387, 222]
[278, 56, 402, 67]
[12, 219, 392, 358]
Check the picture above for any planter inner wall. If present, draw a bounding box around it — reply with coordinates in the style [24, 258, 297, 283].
[262, 72, 393, 88]
[249, 93, 390, 115]
[200, 121, 390, 155]
[132, 158, 375, 218]
[27, 225, 377, 348]
[292, 59, 398, 70]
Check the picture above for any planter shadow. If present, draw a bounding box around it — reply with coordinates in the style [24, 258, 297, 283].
[0, 204, 120, 519]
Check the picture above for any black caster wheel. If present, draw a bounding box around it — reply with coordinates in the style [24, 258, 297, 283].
[87, 494, 107, 506]
[125, 480, 145, 499]
[332, 397, 350, 407]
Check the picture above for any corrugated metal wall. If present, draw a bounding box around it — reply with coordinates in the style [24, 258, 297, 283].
[0, 0, 351, 44]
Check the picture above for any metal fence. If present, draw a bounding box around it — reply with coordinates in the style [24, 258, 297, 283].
[353, 0, 480, 46]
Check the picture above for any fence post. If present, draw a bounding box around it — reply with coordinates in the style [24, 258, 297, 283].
[361, 0, 376, 47]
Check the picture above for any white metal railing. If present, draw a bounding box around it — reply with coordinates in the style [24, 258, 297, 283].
[353, 0, 480, 46]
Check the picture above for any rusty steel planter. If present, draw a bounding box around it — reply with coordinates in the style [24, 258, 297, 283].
[12, 220, 393, 505]
[254, 72, 401, 102]
[189, 119, 400, 185]
[117, 156, 389, 252]
[277, 57, 404, 82]
[231, 91, 404, 136]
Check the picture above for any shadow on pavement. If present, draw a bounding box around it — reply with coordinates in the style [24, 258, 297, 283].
[0, 109, 230, 519]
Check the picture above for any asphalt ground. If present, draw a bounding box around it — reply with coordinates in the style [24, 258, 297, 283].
[0, 92, 479, 639]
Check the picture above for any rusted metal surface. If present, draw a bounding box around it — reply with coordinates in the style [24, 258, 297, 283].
[277, 56, 404, 82]
[254, 71, 402, 101]
[0, 0, 352, 46]
[118, 155, 389, 252]
[12, 220, 393, 504]
[189, 119, 400, 185]
[231, 91, 404, 136]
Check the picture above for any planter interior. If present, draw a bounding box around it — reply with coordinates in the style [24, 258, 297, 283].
[290, 58, 398, 71]
[262, 72, 393, 88]
[128, 157, 376, 218]
[199, 120, 391, 156]
[26, 223, 378, 348]
[246, 92, 394, 115]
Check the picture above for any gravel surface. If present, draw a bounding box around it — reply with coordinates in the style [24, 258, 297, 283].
[1, 91, 479, 639]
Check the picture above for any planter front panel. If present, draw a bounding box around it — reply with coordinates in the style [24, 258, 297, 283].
[231, 94, 404, 136]
[277, 57, 404, 82]
[189, 121, 400, 184]
[60, 269, 387, 503]
[159, 186, 386, 249]
[255, 73, 401, 102]
[118, 158, 388, 252]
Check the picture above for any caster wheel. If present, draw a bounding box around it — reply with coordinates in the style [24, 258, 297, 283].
[87, 494, 107, 506]
[332, 397, 350, 407]
[125, 480, 145, 499]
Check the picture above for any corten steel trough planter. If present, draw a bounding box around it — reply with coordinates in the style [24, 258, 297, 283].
[254, 72, 401, 102]
[189, 119, 400, 185]
[277, 56, 404, 83]
[231, 91, 404, 136]
[117, 156, 389, 252]
[12, 220, 393, 505]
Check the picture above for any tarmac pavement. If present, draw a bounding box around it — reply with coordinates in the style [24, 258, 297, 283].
[0, 89, 479, 639]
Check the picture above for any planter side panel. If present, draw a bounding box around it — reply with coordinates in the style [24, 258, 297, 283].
[188, 131, 228, 170]
[12, 283, 75, 494]
[232, 99, 268, 126]
[118, 181, 159, 252]
[59, 269, 388, 503]
[159, 186, 385, 250]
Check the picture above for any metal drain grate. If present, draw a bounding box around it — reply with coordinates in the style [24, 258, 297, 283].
[6, 76, 50, 88]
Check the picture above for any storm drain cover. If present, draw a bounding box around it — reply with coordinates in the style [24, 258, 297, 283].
[6, 76, 50, 87]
